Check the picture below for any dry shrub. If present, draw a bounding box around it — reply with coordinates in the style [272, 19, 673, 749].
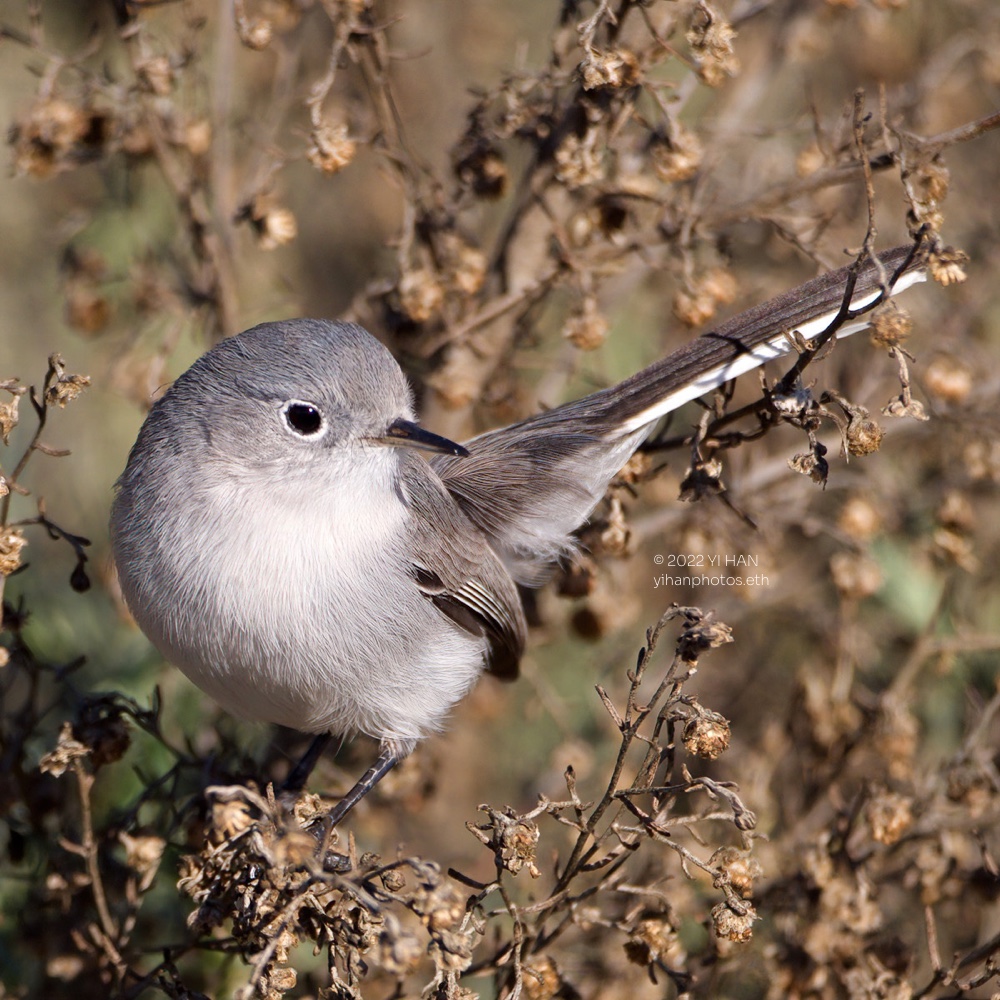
[2, 0, 1000, 997]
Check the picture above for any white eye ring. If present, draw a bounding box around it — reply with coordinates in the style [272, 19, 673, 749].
[280, 400, 326, 438]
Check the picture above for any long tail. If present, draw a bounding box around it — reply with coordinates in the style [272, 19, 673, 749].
[433, 243, 928, 584]
[575, 242, 927, 434]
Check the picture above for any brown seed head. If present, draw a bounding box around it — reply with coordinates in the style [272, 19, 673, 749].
[711, 900, 756, 943]
[651, 125, 703, 183]
[924, 354, 972, 405]
[687, 8, 740, 86]
[0, 392, 22, 445]
[239, 17, 273, 49]
[258, 206, 298, 250]
[137, 55, 175, 96]
[869, 301, 912, 348]
[439, 234, 487, 297]
[830, 551, 882, 600]
[796, 142, 826, 177]
[673, 287, 716, 328]
[867, 790, 913, 846]
[624, 915, 680, 967]
[0, 527, 27, 577]
[918, 162, 950, 203]
[523, 955, 563, 1000]
[683, 712, 731, 759]
[376, 917, 423, 976]
[399, 268, 445, 324]
[927, 246, 968, 286]
[554, 130, 605, 188]
[838, 495, 882, 541]
[563, 296, 609, 350]
[184, 119, 213, 157]
[120, 831, 166, 879]
[579, 47, 641, 90]
[308, 123, 357, 174]
[711, 847, 763, 899]
[845, 411, 884, 457]
[38, 722, 90, 776]
[455, 146, 508, 199]
[12, 97, 93, 178]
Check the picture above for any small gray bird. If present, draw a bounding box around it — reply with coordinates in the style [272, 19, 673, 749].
[111, 245, 926, 822]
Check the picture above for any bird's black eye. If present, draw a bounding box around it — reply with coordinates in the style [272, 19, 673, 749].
[281, 400, 325, 437]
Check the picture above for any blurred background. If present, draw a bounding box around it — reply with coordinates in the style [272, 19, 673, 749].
[2, 0, 1000, 997]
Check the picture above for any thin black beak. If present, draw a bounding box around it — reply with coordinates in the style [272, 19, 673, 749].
[369, 417, 469, 458]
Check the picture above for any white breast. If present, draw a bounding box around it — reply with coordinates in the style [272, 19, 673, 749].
[126, 448, 487, 751]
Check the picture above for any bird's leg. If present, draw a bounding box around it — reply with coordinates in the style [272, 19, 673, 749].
[281, 732, 334, 793]
[325, 746, 400, 827]
[281, 737, 400, 830]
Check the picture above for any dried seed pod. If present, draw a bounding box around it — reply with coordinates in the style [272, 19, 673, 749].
[678, 456, 725, 502]
[788, 443, 829, 485]
[711, 899, 757, 943]
[869, 301, 912, 348]
[439, 234, 487, 296]
[455, 144, 508, 199]
[241, 196, 298, 250]
[65, 279, 112, 334]
[710, 846, 763, 898]
[623, 914, 682, 967]
[136, 55, 175, 96]
[918, 161, 950, 203]
[845, 410, 884, 456]
[945, 761, 995, 818]
[676, 617, 734, 660]
[579, 47, 641, 90]
[238, 16, 273, 49]
[0, 392, 22, 445]
[927, 246, 968, 286]
[308, 123, 357, 174]
[796, 141, 826, 177]
[410, 874, 466, 932]
[882, 395, 928, 421]
[74, 700, 131, 767]
[838, 496, 882, 541]
[829, 551, 882, 599]
[673, 266, 737, 327]
[11, 96, 105, 178]
[523, 955, 564, 999]
[467, 804, 541, 878]
[673, 287, 716, 327]
[687, 6, 740, 86]
[866, 789, 913, 846]
[650, 125, 703, 183]
[45, 354, 92, 407]
[873, 697, 918, 782]
[0, 527, 27, 577]
[933, 526, 978, 572]
[683, 711, 731, 759]
[924, 354, 972, 404]
[598, 496, 631, 557]
[38, 722, 90, 776]
[554, 129, 605, 188]
[376, 915, 423, 976]
[399, 268, 445, 324]
[562, 296, 609, 350]
[183, 119, 213, 156]
[120, 831, 166, 880]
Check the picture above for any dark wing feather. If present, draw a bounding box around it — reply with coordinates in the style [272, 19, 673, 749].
[399, 454, 526, 679]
